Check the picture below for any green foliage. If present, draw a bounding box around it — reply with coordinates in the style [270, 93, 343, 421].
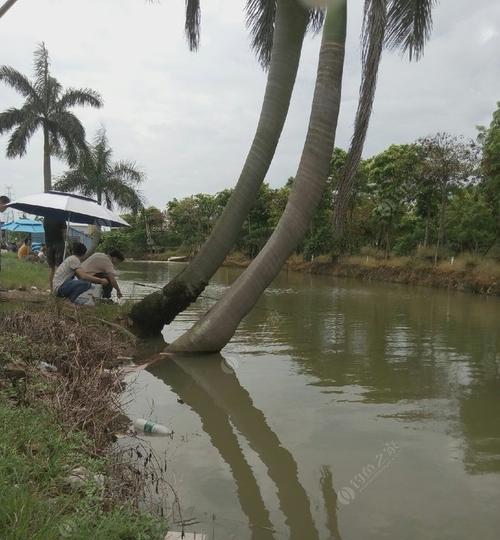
[54, 128, 144, 212]
[0, 252, 48, 290]
[478, 102, 500, 243]
[446, 188, 496, 253]
[0, 398, 166, 540]
[0, 43, 102, 188]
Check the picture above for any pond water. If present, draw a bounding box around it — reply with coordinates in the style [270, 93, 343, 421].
[120, 261, 500, 540]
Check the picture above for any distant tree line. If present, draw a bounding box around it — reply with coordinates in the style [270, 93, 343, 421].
[103, 107, 500, 263]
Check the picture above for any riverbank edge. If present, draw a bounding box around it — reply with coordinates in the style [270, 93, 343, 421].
[0, 305, 169, 539]
[221, 255, 500, 296]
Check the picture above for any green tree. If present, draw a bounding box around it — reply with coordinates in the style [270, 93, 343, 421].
[366, 144, 422, 256]
[446, 188, 496, 253]
[130, 0, 322, 333]
[418, 133, 479, 263]
[477, 102, 500, 250]
[54, 128, 144, 212]
[333, 0, 436, 241]
[0, 43, 102, 192]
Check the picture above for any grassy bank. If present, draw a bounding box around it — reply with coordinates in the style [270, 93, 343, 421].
[0, 307, 169, 539]
[0, 252, 49, 291]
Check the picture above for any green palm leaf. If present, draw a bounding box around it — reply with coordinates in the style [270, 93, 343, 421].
[58, 88, 103, 109]
[0, 66, 39, 102]
[56, 128, 145, 213]
[6, 116, 42, 157]
[386, 0, 436, 60]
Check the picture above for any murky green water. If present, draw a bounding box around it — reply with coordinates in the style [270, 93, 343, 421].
[120, 261, 500, 539]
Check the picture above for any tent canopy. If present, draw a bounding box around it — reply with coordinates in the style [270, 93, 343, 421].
[1, 218, 44, 233]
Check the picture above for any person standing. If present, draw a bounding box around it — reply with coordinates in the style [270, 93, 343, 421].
[43, 216, 66, 291]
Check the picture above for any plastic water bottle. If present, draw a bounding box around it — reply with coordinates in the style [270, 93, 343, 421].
[133, 418, 173, 436]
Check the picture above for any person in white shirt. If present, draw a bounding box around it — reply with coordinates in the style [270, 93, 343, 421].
[52, 242, 108, 303]
[80, 249, 124, 299]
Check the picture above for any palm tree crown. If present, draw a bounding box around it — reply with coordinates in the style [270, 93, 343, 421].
[54, 128, 145, 213]
[0, 42, 103, 191]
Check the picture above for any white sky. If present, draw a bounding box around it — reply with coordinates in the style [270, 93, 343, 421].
[0, 0, 499, 209]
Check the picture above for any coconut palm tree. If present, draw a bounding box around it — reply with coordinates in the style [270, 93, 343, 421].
[0, 43, 102, 192]
[54, 128, 144, 213]
[130, 0, 323, 334]
[168, 0, 347, 353]
[333, 0, 436, 245]
[131, 0, 436, 335]
[168, 0, 437, 353]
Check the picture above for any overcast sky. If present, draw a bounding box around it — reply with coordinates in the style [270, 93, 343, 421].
[0, 0, 499, 209]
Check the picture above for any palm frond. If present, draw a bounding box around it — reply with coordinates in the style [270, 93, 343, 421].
[33, 42, 50, 89]
[46, 76, 62, 109]
[49, 111, 87, 149]
[112, 161, 144, 185]
[47, 111, 87, 165]
[0, 106, 32, 135]
[6, 116, 41, 157]
[0, 66, 39, 102]
[245, 0, 276, 69]
[53, 169, 90, 194]
[105, 178, 145, 212]
[333, 0, 387, 233]
[385, 0, 436, 60]
[58, 88, 103, 110]
[185, 0, 201, 51]
[307, 8, 325, 34]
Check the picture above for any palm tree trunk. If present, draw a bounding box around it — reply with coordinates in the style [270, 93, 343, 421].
[130, 0, 309, 335]
[332, 0, 386, 248]
[43, 124, 51, 192]
[169, 0, 347, 353]
[0, 0, 19, 19]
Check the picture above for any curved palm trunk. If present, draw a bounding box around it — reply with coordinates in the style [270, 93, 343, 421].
[0, 0, 19, 19]
[333, 0, 386, 245]
[43, 124, 51, 192]
[130, 0, 309, 335]
[169, 0, 347, 353]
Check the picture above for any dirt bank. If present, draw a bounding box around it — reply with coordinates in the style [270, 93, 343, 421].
[223, 255, 500, 296]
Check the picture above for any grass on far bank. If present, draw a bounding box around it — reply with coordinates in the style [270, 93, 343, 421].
[0, 251, 49, 291]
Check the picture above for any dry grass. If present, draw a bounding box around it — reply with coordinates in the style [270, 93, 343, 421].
[0, 305, 136, 451]
[343, 255, 412, 269]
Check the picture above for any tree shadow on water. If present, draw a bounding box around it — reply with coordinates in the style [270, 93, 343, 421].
[147, 352, 343, 540]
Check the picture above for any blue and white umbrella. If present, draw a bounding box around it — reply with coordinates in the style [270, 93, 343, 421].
[6, 191, 130, 228]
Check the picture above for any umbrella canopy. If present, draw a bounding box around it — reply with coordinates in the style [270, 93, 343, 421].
[6, 191, 130, 227]
[1, 218, 45, 233]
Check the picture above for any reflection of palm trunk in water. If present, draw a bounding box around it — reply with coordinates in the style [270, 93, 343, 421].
[154, 359, 274, 540]
[320, 466, 342, 540]
[149, 355, 335, 540]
